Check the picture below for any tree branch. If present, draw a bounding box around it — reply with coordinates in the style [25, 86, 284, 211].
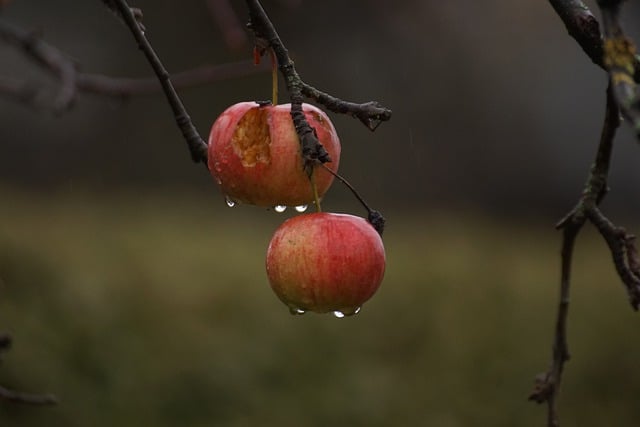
[529, 83, 633, 426]
[108, 0, 208, 164]
[548, 0, 640, 83]
[244, 0, 392, 175]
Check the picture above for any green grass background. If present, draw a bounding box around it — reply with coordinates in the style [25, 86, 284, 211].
[1, 190, 639, 426]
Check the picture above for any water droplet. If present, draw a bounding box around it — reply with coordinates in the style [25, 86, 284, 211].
[224, 196, 236, 208]
[274, 205, 287, 213]
[289, 307, 306, 315]
[294, 204, 308, 213]
[333, 311, 345, 318]
[353, 306, 362, 315]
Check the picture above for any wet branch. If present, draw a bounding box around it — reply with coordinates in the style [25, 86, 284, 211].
[244, 0, 392, 173]
[548, 0, 640, 82]
[106, 0, 210, 164]
[530, 80, 640, 425]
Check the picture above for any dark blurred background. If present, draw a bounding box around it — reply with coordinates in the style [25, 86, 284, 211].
[1, 1, 640, 426]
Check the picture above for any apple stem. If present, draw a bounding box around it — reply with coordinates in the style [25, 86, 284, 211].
[270, 48, 278, 105]
[320, 164, 385, 235]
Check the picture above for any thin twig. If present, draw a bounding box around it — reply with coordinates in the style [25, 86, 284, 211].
[108, 0, 208, 164]
[530, 84, 625, 426]
[244, 0, 392, 175]
[320, 164, 385, 235]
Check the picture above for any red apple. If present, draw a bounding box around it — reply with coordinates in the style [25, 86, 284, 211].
[266, 212, 386, 316]
[208, 102, 341, 207]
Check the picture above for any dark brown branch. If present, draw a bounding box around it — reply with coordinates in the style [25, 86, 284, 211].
[320, 164, 385, 235]
[245, 0, 329, 174]
[529, 84, 630, 426]
[246, 0, 392, 131]
[108, 0, 208, 164]
[548, 0, 640, 83]
[244, 0, 392, 174]
[587, 207, 640, 307]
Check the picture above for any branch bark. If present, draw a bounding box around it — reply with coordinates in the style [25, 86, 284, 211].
[244, 0, 392, 176]
[597, 0, 640, 139]
[108, 0, 208, 164]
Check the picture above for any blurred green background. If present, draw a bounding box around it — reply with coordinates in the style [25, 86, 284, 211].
[1, 0, 640, 426]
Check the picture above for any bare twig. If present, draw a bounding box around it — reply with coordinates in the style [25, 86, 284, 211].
[106, 0, 208, 164]
[244, 0, 392, 175]
[529, 84, 631, 426]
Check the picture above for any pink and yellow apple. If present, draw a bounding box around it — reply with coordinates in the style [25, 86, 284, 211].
[208, 102, 341, 207]
[266, 212, 386, 316]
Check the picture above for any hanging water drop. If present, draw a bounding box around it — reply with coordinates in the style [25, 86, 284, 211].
[224, 196, 236, 208]
[294, 204, 308, 213]
[289, 307, 306, 315]
[333, 311, 346, 318]
[274, 205, 287, 213]
[353, 306, 362, 315]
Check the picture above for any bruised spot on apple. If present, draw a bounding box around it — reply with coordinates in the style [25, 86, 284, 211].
[266, 212, 386, 316]
[208, 102, 341, 207]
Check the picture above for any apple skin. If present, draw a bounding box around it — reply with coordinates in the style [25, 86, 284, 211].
[266, 212, 386, 315]
[208, 102, 341, 207]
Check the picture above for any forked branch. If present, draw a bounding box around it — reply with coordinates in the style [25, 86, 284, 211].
[531, 1, 640, 412]
[529, 83, 624, 426]
[244, 0, 391, 175]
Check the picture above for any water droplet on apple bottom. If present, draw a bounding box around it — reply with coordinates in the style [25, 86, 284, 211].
[274, 205, 287, 213]
[224, 195, 236, 208]
[333, 307, 361, 318]
[289, 307, 306, 315]
[294, 204, 308, 213]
